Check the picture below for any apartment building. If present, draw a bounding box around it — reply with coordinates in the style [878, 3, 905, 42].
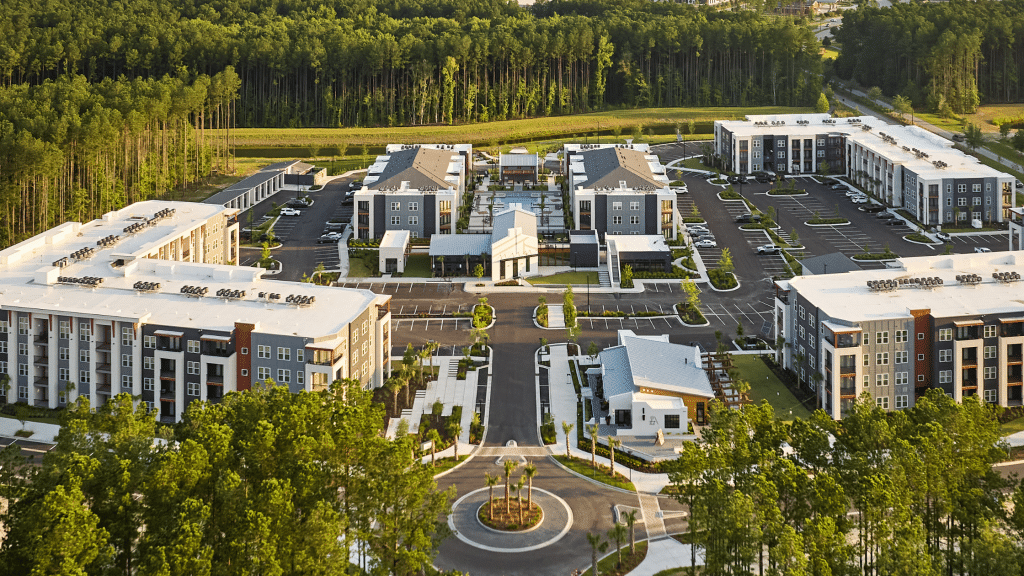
[715, 114, 1015, 225]
[0, 200, 391, 422]
[774, 251, 1024, 419]
[354, 144, 472, 240]
[563, 143, 677, 241]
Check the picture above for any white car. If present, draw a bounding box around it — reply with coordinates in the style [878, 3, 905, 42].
[851, 196, 869, 204]
[975, 247, 992, 253]
[280, 208, 301, 216]
[844, 189, 862, 197]
[693, 238, 718, 248]
[935, 232, 951, 242]
[687, 226, 709, 235]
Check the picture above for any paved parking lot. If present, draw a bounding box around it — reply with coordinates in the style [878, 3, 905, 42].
[335, 281, 459, 296]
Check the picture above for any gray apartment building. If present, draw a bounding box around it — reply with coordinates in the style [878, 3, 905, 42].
[1, 200, 391, 423]
[563, 143, 677, 241]
[354, 144, 472, 240]
[775, 251, 1024, 419]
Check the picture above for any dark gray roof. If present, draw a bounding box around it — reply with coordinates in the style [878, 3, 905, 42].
[369, 147, 457, 192]
[578, 147, 662, 190]
[204, 160, 304, 205]
[800, 252, 862, 275]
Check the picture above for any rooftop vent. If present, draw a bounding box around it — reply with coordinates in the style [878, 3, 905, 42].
[992, 271, 1021, 283]
[133, 281, 161, 292]
[70, 247, 96, 260]
[58, 276, 104, 287]
[180, 285, 209, 297]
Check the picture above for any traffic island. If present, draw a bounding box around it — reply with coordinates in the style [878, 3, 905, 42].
[478, 499, 544, 532]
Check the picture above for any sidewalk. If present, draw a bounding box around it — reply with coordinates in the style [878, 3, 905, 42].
[626, 538, 703, 576]
[0, 415, 60, 443]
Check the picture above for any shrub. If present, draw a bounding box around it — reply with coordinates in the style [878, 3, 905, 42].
[676, 303, 707, 325]
[707, 269, 738, 289]
[720, 190, 742, 200]
[807, 217, 849, 225]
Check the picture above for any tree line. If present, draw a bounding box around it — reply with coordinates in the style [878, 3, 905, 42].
[832, 0, 1024, 114]
[0, 0, 824, 130]
[668, 389, 1024, 576]
[0, 381, 457, 576]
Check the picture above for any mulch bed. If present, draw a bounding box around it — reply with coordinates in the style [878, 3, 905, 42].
[478, 498, 542, 531]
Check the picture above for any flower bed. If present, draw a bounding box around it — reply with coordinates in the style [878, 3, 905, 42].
[768, 188, 806, 195]
[719, 190, 742, 200]
[853, 251, 900, 261]
[904, 233, 937, 244]
[478, 499, 543, 531]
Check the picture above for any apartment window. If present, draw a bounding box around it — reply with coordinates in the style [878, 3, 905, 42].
[876, 332, 889, 344]
[296, 371, 304, 385]
[79, 369, 90, 384]
[939, 370, 952, 384]
[983, 325, 996, 339]
[958, 184, 967, 194]
[408, 216, 418, 226]
[918, 332, 925, 340]
[278, 369, 291, 383]
[143, 378, 154, 391]
[665, 414, 681, 429]
[277, 347, 291, 361]
[938, 349, 952, 363]
[863, 354, 869, 366]
[363, 321, 368, 334]
[776, 151, 785, 159]
[946, 197, 952, 206]
[60, 321, 72, 339]
[895, 395, 909, 409]
[241, 347, 248, 355]
[59, 367, 69, 382]
[362, 342, 368, 356]
[187, 340, 200, 353]
[895, 372, 908, 386]
[984, 345, 996, 359]
[257, 345, 270, 359]
[895, 351, 908, 364]
[630, 215, 640, 225]
[0, 320, 8, 333]
[876, 397, 889, 409]
[946, 211, 952, 221]
[390, 216, 400, 225]
[121, 375, 133, 390]
[972, 196, 982, 206]
[809, 356, 816, 369]
[957, 197, 967, 207]
[876, 373, 890, 386]
[777, 139, 785, 147]
[612, 216, 622, 225]
[121, 327, 134, 346]
[18, 317, 29, 335]
[187, 361, 200, 375]
[753, 140, 761, 148]
[79, 322, 91, 341]
[972, 184, 981, 193]
[817, 150, 825, 158]
[408, 202, 418, 211]
[144, 357, 154, 370]
[390, 201, 400, 211]
[984, 366, 996, 380]
[18, 385, 27, 399]
[876, 352, 889, 365]
[80, 349, 90, 363]
[121, 354, 132, 368]
[799, 306, 806, 320]
[296, 349, 304, 363]
[59, 392, 66, 404]
[918, 353, 925, 361]
[0, 341, 6, 354]
[938, 328, 952, 341]
[144, 401, 154, 411]
[984, 389, 997, 403]
[612, 202, 622, 211]
[17, 343, 26, 357]
[144, 335, 156, 349]
[257, 367, 270, 380]
[919, 374, 925, 382]
[187, 382, 200, 396]
[895, 330, 908, 343]
[864, 375, 870, 387]
[630, 202, 640, 210]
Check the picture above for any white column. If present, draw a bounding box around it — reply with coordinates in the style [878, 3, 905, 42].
[47, 318, 58, 409]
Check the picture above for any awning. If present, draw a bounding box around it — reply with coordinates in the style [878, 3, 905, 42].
[999, 317, 1024, 323]
[200, 334, 232, 342]
[154, 330, 184, 337]
[953, 320, 983, 327]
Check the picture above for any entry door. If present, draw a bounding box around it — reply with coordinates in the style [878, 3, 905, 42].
[695, 402, 706, 426]
[512, 259, 519, 278]
[385, 258, 397, 274]
[500, 260, 506, 279]
[615, 409, 632, 428]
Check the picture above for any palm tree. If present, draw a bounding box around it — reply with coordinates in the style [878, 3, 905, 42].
[588, 423, 599, 470]
[515, 477, 526, 524]
[587, 532, 608, 576]
[608, 524, 627, 568]
[384, 377, 402, 417]
[417, 343, 435, 387]
[523, 461, 537, 513]
[607, 436, 621, 479]
[624, 510, 638, 554]
[562, 421, 575, 458]
[485, 473, 499, 521]
[426, 429, 442, 467]
[503, 459, 519, 515]
[447, 421, 462, 460]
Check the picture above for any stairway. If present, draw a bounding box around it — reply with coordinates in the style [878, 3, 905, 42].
[598, 270, 611, 287]
[447, 359, 460, 378]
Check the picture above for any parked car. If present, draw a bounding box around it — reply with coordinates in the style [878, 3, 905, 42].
[727, 175, 746, 184]
[317, 233, 342, 244]
[286, 199, 311, 208]
[975, 247, 992, 253]
[754, 172, 775, 183]
[687, 226, 709, 235]
[831, 183, 847, 190]
[951, 133, 965, 143]
[876, 212, 896, 220]
[735, 214, 761, 223]
[348, 180, 363, 191]
[935, 231, 951, 242]
[1016, 179, 1023, 189]
[280, 207, 301, 216]
[861, 204, 886, 213]
[851, 196, 869, 204]
[757, 244, 781, 255]
[884, 219, 904, 226]
[324, 222, 345, 232]
[693, 238, 718, 248]
[341, 196, 353, 205]
[844, 189, 862, 197]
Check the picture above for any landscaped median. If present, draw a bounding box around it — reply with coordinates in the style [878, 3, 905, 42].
[675, 303, 709, 326]
[805, 216, 850, 226]
[852, 248, 900, 261]
[904, 233, 939, 245]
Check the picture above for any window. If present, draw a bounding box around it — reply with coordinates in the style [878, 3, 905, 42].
[918, 353, 925, 361]
[80, 349, 90, 363]
[144, 378, 154, 391]
[777, 151, 785, 159]
[277, 347, 291, 361]
[958, 184, 967, 194]
[983, 345, 996, 359]
[121, 354, 132, 368]
[390, 201, 400, 211]
[257, 367, 270, 380]
[18, 385, 27, 399]
[0, 320, 7, 333]
[946, 197, 952, 206]
[895, 330, 908, 343]
[296, 349, 304, 363]
[612, 202, 622, 211]
[408, 216, 418, 226]
[612, 216, 622, 225]
[946, 211, 952, 221]
[863, 354, 869, 366]
[390, 216, 400, 225]
[187, 382, 200, 396]
[983, 325, 996, 339]
[876, 352, 889, 365]
[630, 215, 640, 225]
[121, 375, 133, 390]
[817, 150, 825, 158]
[938, 328, 952, 341]
[79, 322, 91, 341]
[972, 196, 982, 206]
[876, 373, 890, 386]
[59, 392, 66, 404]
[408, 202, 418, 211]
[144, 401, 154, 411]
[777, 139, 785, 147]
[799, 326, 805, 340]
[939, 349, 952, 362]
[939, 370, 952, 384]
[984, 366, 996, 380]
[59, 367, 69, 382]
[187, 340, 200, 353]
[809, 356, 816, 369]
[630, 201, 640, 210]
[896, 372, 908, 386]
[17, 343, 26, 357]
[241, 347, 248, 355]
[919, 374, 925, 382]
[665, 414, 681, 429]
[876, 332, 889, 344]
[984, 389, 997, 403]
[0, 341, 5, 354]
[144, 357, 154, 370]
[187, 361, 199, 375]
[895, 395, 909, 409]
[876, 397, 889, 409]
[753, 139, 761, 148]
[60, 321, 71, 339]
[863, 375, 870, 387]
[121, 327, 134, 346]
[79, 369, 90, 384]
[144, 335, 156, 349]
[973, 183, 981, 193]
[257, 345, 270, 359]
[297, 371, 304, 385]
[241, 369, 248, 377]
[18, 317, 28, 335]
[799, 306, 806, 320]
[817, 138, 825, 147]
[278, 369, 291, 383]
[896, 351, 908, 364]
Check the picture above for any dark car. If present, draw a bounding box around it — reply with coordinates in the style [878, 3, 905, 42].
[753, 172, 775, 183]
[876, 212, 896, 220]
[884, 219, 904, 226]
[727, 175, 746, 184]
[735, 214, 761, 223]
[861, 204, 886, 213]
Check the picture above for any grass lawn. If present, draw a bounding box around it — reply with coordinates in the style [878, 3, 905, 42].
[682, 157, 711, 170]
[553, 455, 636, 492]
[731, 355, 812, 421]
[1001, 417, 1024, 437]
[0, 412, 61, 426]
[402, 254, 433, 278]
[526, 271, 600, 285]
[428, 455, 469, 476]
[346, 256, 376, 278]
[821, 47, 840, 60]
[582, 541, 649, 576]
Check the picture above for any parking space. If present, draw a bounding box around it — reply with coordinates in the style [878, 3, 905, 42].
[947, 233, 1008, 252]
[271, 214, 302, 240]
[391, 317, 475, 332]
[641, 283, 676, 294]
[336, 282, 459, 297]
[578, 315, 681, 332]
[699, 293, 777, 328]
[766, 194, 832, 221]
[313, 245, 341, 269]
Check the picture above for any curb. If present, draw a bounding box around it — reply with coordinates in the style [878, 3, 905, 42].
[707, 274, 740, 293]
[902, 236, 941, 246]
[804, 221, 852, 227]
[546, 453, 639, 496]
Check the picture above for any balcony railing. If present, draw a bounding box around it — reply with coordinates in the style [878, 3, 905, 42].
[33, 355, 49, 366]
[160, 388, 176, 400]
[840, 386, 857, 398]
[96, 363, 112, 373]
[34, 334, 48, 344]
[1008, 354, 1023, 364]
[96, 341, 112, 351]
[160, 369, 176, 379]
[33, 376, 48, 386]
[206, 373, 224, 384]
[961, 380, 978, 389]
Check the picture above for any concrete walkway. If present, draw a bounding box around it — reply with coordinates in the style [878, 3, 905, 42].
[0, 415, 60, 443]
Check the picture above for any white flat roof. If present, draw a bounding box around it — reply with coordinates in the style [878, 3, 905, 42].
[608, 235, 671, 253]
[786, 251, 1024, 322]
[380, 230, 411, 250]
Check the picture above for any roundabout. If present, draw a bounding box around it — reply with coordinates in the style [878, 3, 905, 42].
[448, 486, 573, 553]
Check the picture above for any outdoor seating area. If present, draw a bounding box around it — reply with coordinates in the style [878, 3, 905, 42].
[468, 191, 565, 234]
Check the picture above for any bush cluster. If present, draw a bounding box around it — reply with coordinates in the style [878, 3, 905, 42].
[708, 269, 738, 289]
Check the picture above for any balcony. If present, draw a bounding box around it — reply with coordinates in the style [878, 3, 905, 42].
[956, 326, 980, 341]
[96, 363, 112, 374]
[961, 380, 978, 390]
[33, 334, 49, 344]
[160, 388, 176, 400]
[839, 363, 857, 375]
[33, 355, 49, 366]
[160, 369, 176, 380]
[96, 383, 111, 394]
[840, 386, 857, 399]
[1009, 354, 1023, 364]
[33, 376, 48, 386]
[206, 373, 224, 384]
[835, 334, 859, 348]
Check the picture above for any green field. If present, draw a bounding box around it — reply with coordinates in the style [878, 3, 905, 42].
[553, 455, 636, 492]
[1001, 417, 1024, 437]
[526, 271, 600, 285]
[403, 254, 433, 278]
[731, 355, 812, 421]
